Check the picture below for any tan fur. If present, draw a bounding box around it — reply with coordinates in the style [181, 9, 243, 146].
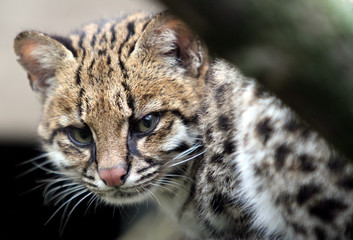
[14, 11, 353, 240]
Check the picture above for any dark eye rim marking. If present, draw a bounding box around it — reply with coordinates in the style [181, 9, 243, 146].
[67, 125, 94, 148]
[131, 112, 160, 137]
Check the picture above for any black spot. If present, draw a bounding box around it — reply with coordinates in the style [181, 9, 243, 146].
[253, 165, 263, 176]
[298, 154, 316, 172]
[126, 21, 135, 38]
[218, 115, 232, 132]
[327, 155, 345, 172]
[339, 176, 353, 190]
[223, 138, 236, 155]
[296, 184, 321, 205]
[309, 198, 347, 222]
[290, 222, 307, 236]
[214, 84, 226, 101]
[284, 118, 310, 139]
[275, 144, 291, 171]
[207, 174, 215, 183]
[205, 126, 213, 144]
[210, 193, 229, 215]
[254, 83, 268, 98]
[98, 49, 107, 56]
[314, 227, 327, 240]
[256, 117, 273, 144]
[284, 118, 302, 132]
[210, 153, 223, 164]
[275, 193, 292, 206]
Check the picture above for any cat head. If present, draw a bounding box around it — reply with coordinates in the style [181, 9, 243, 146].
[14, 12, 207, 205]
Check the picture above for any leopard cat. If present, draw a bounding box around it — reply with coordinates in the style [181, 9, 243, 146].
[14, 12, 353, 240]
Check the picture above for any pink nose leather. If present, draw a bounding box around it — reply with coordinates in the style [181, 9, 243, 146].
[98, 166, 127, 187]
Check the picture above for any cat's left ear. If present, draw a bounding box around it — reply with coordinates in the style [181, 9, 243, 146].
[14, 31, 76, 102]
[137, 12, 208, 78]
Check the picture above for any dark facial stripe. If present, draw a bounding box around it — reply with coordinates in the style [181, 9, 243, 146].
[47, 127, 66, 145]
[75, 65, 82, 85]
[137, 165, 155, 174]
[91, 26, 102, 47]
[127, 133, 141, 157]
[78, 31, 86, 50]
[77, 88, 85, 118]
[171, 110, 198, 125]
[135, 171, 158, 184]
[110, 23, 117, 47]
[117, 21, 136, 77]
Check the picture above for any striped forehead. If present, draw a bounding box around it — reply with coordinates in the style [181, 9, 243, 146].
[62, 13, 153, 120]
[69, 13, 151, 80]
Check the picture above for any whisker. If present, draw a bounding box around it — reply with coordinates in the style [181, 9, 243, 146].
[16, 159, 52, 179]
[172, 141, 202, 161]
[60, 191, 93, 234]
[163, 173, 192, 182]
[44, 182, 83, 205]
[18, 182, 47, 197]
[84, 194, 99, 216]
[155, 179, 187, 193]
[150, 182, 176, 194]
[169, 150, 205, 167]
[44, 189, 88, 226]
[31, 161, 63, 175]
[16, 153, 51, 166]
[51, 185, 87, 206]
[142, 186, 161, 206]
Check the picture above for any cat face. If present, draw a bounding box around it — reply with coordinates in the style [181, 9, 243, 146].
[14, 12, 208, 205]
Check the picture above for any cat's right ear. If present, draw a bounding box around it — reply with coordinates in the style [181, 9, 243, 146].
[14, 31, 76, 102]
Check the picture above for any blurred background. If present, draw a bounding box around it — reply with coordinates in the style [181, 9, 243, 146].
[1, 0, 163, 239]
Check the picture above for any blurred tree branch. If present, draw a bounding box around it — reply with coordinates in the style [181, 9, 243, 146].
[159, 0, 353, 160]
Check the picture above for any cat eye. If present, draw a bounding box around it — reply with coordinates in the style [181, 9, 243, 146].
[134, 113, 159, 134]
[68, 126, 93, 147]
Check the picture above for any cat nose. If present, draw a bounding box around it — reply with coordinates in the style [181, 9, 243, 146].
[98, 165, 128, 187]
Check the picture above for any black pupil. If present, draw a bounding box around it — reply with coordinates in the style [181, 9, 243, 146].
[142, 115, 153, 128]
[78, 129, 90, 139]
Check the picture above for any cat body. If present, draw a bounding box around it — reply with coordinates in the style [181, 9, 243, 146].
[14, 12, 353, 239]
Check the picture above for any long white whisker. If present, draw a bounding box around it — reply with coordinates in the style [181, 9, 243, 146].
[31, 161, 62, 175]
[84, 194, 99, 216]
[150, 182, 176, 194]
[45, 184, 85, 205]
[142, 187, 161, 206]
[60, 191, 93, 234]
[17, 153, 51, 166]
[45, 189, 88, 226]
[16, 159, 52, 179]
[155, 179, 187, 193]
[170, 150, 205, 167]
[52, 185, 87, 206]
[172, 142, 202, 161]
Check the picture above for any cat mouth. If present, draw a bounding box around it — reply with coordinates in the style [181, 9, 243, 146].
[90, 181, 159, 204]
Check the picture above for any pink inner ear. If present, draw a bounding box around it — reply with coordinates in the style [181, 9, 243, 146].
[17, 40, 42, 87]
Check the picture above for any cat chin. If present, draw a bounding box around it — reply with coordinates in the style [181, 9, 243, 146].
[99, 190, 152, 206]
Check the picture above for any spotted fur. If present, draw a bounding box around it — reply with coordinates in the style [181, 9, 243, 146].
[14, 11, 353, 240]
